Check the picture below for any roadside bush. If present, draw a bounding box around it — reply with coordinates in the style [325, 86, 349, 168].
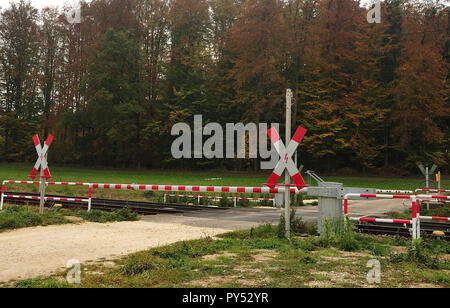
[389, 239, 442, 269]
[76, 208, 139, 223]
[0, 205, 70, 232]
[292, 237, 317, 251]
[335, 216, 360, 251]
[121, 253, 165, 275]
[278, 209, 316, 238]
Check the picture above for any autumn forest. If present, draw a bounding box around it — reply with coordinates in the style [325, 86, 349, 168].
[0, 0, 448, 173]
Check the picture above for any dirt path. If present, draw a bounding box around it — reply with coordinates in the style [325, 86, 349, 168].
[0, 220, 230, 283]
[0, 199, 408, 283]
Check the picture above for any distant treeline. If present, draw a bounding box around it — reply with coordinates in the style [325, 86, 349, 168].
[0, 0, 448, 173]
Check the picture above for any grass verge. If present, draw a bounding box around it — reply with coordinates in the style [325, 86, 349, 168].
[11, 219, 449, 288]
[0, 205, 140, 232]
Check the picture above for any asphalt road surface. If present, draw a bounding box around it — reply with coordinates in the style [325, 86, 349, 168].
[141, 198, 410, 231]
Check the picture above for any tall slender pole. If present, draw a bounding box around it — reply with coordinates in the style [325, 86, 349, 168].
[426, 167, 429, 189]
[438, 171, 441, 190]
[285, 89, 292, 238]
[39, 152, 47, 214]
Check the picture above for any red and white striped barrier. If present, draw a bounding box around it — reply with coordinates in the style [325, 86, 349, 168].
[419, 216, 450, 222]
[92, 183, 304, 194]
[350, 217, 412, 224]
[1, 180, 92, 211]
[376, 189, 413, 194]
[4, 180, 91, 186]
[415, 188, 450, 194]
[344, 192, 450, 239]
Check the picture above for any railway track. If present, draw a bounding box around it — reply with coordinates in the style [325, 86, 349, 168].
[356, 220, 450, 240]
[3, 191, 229, 215]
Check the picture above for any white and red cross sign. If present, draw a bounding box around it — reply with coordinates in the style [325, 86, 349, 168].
[29, 134, 53, 179]
[266, 126, 307, 189]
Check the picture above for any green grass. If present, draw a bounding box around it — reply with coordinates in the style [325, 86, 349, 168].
[0, 205, 140, 232]
[11, 223, 449, 288]
[74, 208, 139, 223]
[0, 205, 73, 232]
[387, 204, 450, 220]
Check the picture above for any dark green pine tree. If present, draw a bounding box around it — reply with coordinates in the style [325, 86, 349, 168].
[83, 28, 145, 167]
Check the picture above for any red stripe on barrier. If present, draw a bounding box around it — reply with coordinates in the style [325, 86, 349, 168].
[139, 185, 146, 190]
[45, 134, 53, 146]
[393, 220, 412, 224]
[237, 187, 245, 193]
[30, 168, 38, 179]
[32, 196, 38, 199]
[93, 184, 99, 188]
[266, 173, 280, 186]
[359, 218, 376, 222]
[192, 187, 200, 192]
[222, 187, 230, 192]
[43, 168, 51, 179]
[62, 182, 69, 185]
[127, 184, 132, 189]
[253, 188, 262, 193]
[431, 195, 448, 199]
[115, 184, 121, 189]
[360, 194, 377, 198]
[393, 195, 411, 199]
[75, 199, 82, 202]
[76, 183, 83, 186]
[344, 199, 348, 214]
[33, 135, 40, 146]
[179, 186, 186, 191]
[207, 186, 214, 192]
[431, 217, 450, 221]
[165, 186, 172, 191]
[291, 173, 306, 188]
[47, 197, 54, 200]
[292, 126, 307, 143]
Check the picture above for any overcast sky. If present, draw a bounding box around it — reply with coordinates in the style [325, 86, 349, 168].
[0, 0, 379, 10]
[0, 0, 89, 10]
[0, 0, 447, 11]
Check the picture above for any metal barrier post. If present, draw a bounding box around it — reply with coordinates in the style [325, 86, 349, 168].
[412, 197, 417, 239]
[0, 182, 4, 210]
[88, 187, 92, 212]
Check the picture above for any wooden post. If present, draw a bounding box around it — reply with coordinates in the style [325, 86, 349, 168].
[285, 89, 292, 239]
[39, 152, 47, 214]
